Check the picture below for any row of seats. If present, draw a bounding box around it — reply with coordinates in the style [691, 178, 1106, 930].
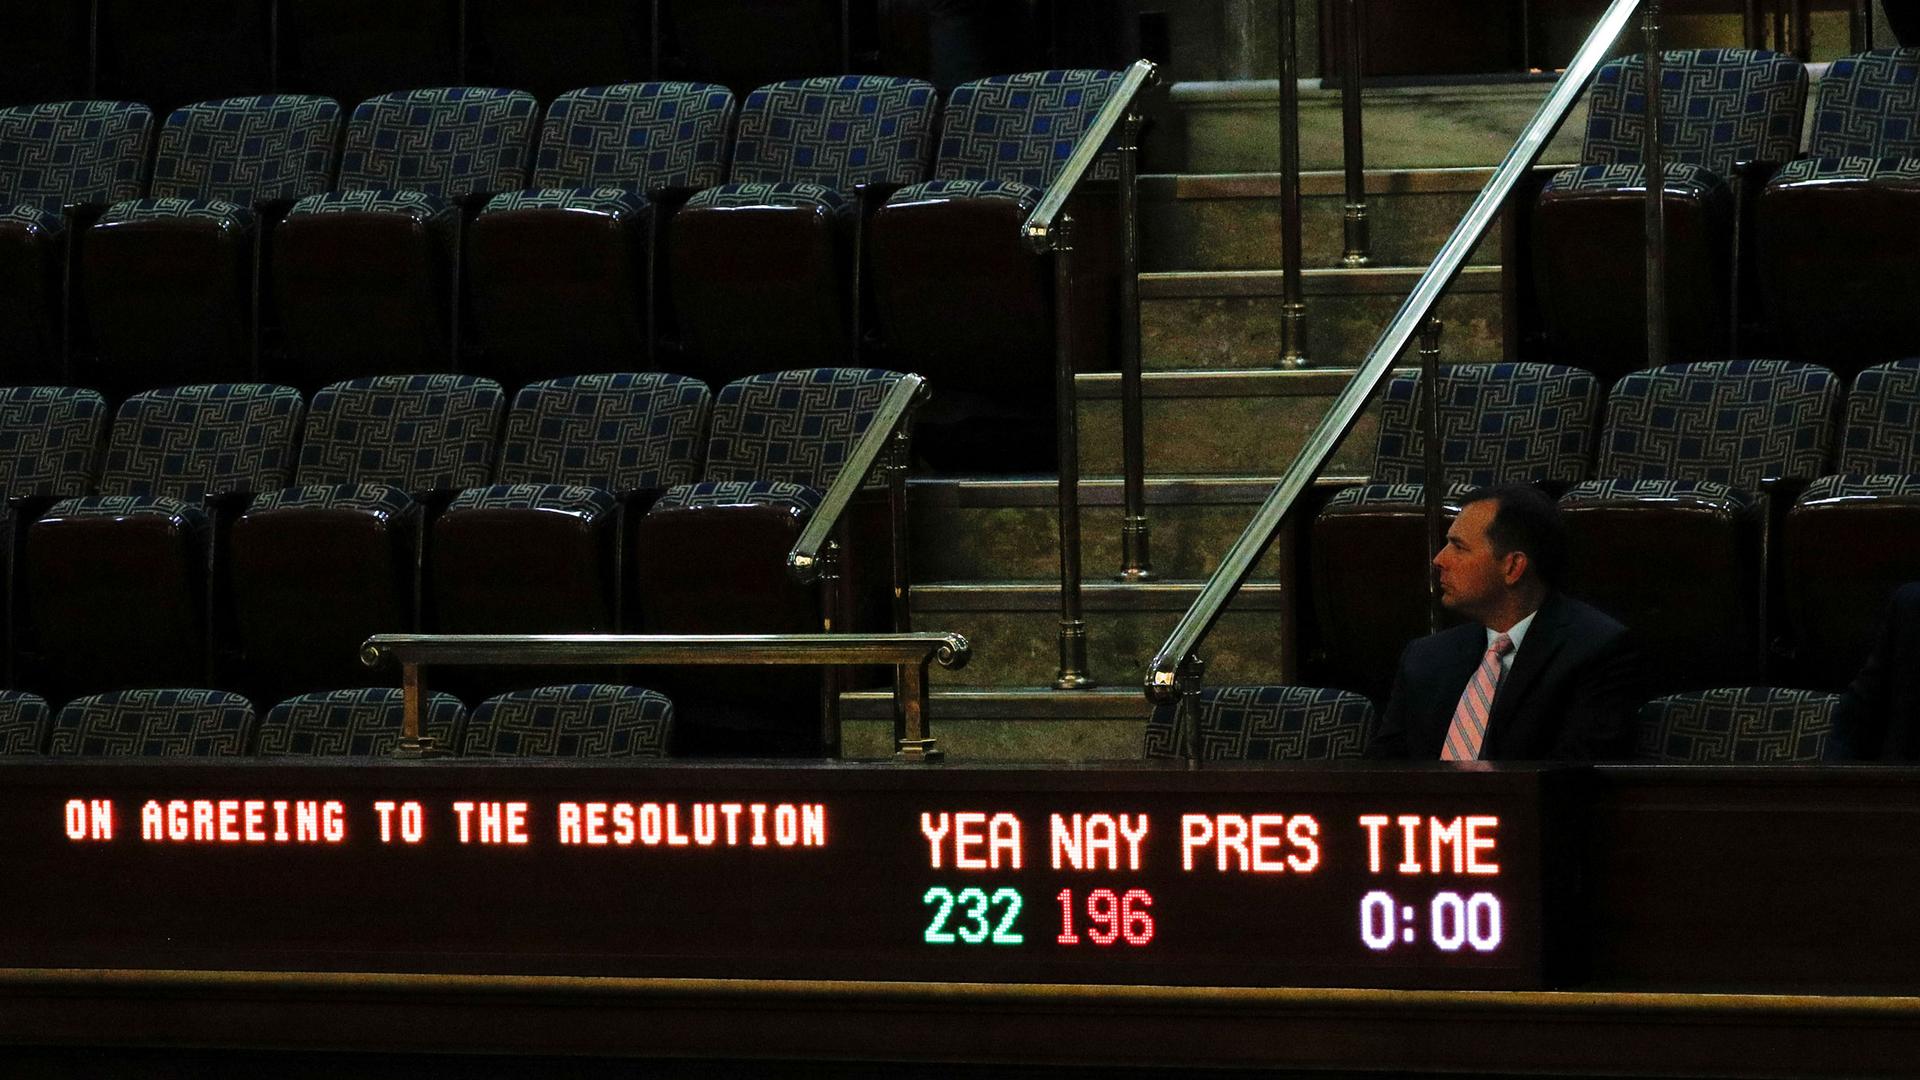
[1536, 47, 1920, 378]
[0, 369, 914, 747]
[0, 74, 1119, 462]
[0, 685, 671, 758]
[1311, 358, 1920, 702]
[1148, 684, 1839, 765]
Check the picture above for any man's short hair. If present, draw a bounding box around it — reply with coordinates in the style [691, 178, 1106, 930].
[1460, 483, 1566, 588]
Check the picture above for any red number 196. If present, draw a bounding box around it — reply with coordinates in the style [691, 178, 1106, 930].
[1056, 888, 1155, 946]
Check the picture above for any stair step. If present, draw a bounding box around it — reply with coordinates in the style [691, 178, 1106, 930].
[910, 580, 1289, 690]
[1140, 167, 1501, 273]
[1170, 77, 1586, 173]
[840, 687, 1150, 762]
[1140, 265, 1504, 370]
[909, 475, 1310, 582]
[1076, 368, 1377, 476]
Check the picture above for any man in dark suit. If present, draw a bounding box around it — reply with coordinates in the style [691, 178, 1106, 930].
[1832, 582, 1920, 761]
[1367, 484, 1642, 761]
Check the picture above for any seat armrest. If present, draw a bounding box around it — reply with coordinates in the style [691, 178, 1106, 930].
[5, 494, 62, 523]
[60, 201, 111, 231]
[613, 486, 667, 516]
[253, 197, 300, 226]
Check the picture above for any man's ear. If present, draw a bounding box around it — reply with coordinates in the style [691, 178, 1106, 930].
[1502, 549, 1530, 586]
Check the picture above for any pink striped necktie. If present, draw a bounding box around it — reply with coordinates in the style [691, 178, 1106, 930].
[1442, 632, 1514, 761]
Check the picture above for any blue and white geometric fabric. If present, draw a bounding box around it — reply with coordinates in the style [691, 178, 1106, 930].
[683, 180, 850, 216]
[0, 692, 51, 755]
[246, 482, 415, 517]
[700, 369, 901, 488]
[1798, 473, 1920, 504]
[649, 479, 823, 518]
[728, 76, 936, 188]
[885, 177, 1042, 212]
[482, 186, 648, 216]
[0, 100, 153, 213]
[316, 87, 536, 207]
[98, 197, 253, 229]
[50, 689, 256, 756]
[294, 375, 505, 491]
[531, 82, 735, 191]
[1144, 685, 1375, 761]
[1594, 360, 1837, 489]
[41, 494, 209, 533]
[1805, 49, 1920, 159]
[1770, 156, 1920, 186]
[1635, 686, 1835, 763]
[1541, 161, 1731, 198]
[1558, 477, 1752, 513]
[465, 684, 673, 758]
[497, 373, 711, 491]
[1582, 49, 1806, 173]
[286, 189, 455, 225]
[1835, 359, 1920, 475]
[147, 95, 341, 205]
[1321, 480, 1479, 514]
[259, 688, 467, 757]
[1371, 363, 1600, 486]
[0, 203, 63, 236]
[928, 69, 1121, 186]
[449, 483, 615, 518]
[89, 384, 304, 502]
[0, 386, 106, 499]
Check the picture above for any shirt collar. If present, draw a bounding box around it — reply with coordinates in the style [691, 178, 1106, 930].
[1489, 609, 1538, 653]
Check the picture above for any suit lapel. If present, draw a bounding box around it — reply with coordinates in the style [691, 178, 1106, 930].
[1486, 594, 1568, 751]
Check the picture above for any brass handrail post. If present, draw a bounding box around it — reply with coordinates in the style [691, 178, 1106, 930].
[1340, 0, 1371, 268]
[1418, 317, 1447, 635]
[393, 661, 438, 759]
[1116, 107, 1153, 583]
[1642, 3, 1668, 370]
[894, 654, 943, 762]
[1053, 212, 1093, 689]
[1277, 0, 1309, 368]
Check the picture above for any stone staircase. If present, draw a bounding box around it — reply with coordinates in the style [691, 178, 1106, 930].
[842, 82, 1582, 761]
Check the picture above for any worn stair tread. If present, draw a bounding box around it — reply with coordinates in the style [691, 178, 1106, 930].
[841, 686, 1154, 721]
[912, 579, 1287, 611]
[909, 474, 1365, 504]
[1140, 264, 1502, 297]
[1141, 167, 1496, 200]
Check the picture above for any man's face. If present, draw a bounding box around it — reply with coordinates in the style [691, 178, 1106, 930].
[1433, 498, 1519, 619]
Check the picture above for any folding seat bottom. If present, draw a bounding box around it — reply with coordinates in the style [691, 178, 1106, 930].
[1758, 170, 1920, 374]
[671, 199, 850, 381]
[1783, 482, 1920, 689]
[83, 208, 254, 393]
[432, 489, 619, 635]
[272, 207, 456, 388]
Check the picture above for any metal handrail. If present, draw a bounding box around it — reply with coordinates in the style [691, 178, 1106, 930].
[362, 632, 971, 762]
[1023, 58, 1158, 253]
[787, 372, 928, 585]
[1144, 0, 1645, 704]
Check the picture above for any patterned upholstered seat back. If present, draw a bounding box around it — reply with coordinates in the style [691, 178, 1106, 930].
[97, 384, 303, 502]
[259, 688, 467, 756]
[1372, 363, 1600, 486]
[0, 387, 107, 500]
[298, 375, 505, 490]
[337, 87, 537, 199]
[703, 369, 899, 489]
[0, 692, 52, 754]
[1636, 686, 1835, 763]
[1596, 361, 1836, 488]
[150, 95, 341, 204]
[933, 69, 1122, 186]
[1835, 359, 1920, 475]
[51, 689, 256, 756]
[1145, 685, 1375, 762]
[729, 76, 935, 188]
[1582, 49, 1806, 174]
[0, 100, 154, 212]
[1805, 49, 1920, 159]
[497, 373, 711, 490]
[532, 82, 735, 190]
[464, 684, 673, 758]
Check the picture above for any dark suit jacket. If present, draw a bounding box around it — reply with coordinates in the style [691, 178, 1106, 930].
[1833, 582, 1920, 761]
[1367, 592, 1642, 761]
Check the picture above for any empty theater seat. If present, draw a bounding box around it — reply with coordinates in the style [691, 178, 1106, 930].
[1144, 685, 1375, 762]
[258, 687, 467, 757]
[463, 684, 674, 758]
[25, 385, 303, 698]
[0, 691, 51, 754]
[868, 68, 1120, 465]
[271, 87, 537, 388]
[630, 368, 923, 755]
[1535, 49, 1805, 378]
[1783, 358, 1920, 688]
[83, 95, 341, 396]
[1310, 363, 1600, 703]
[432, 372, 712, 640]
[466, 82, 736, 387]
[0, 100, 153, 383]
[1635, 686, 1836, 763]
[1758, 49, 1920, 375]
[1558, 360, 1837, 694]
[49, 688, 256, 756]
[671, 76, 936, 382]
[230, 375, 505, 699]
